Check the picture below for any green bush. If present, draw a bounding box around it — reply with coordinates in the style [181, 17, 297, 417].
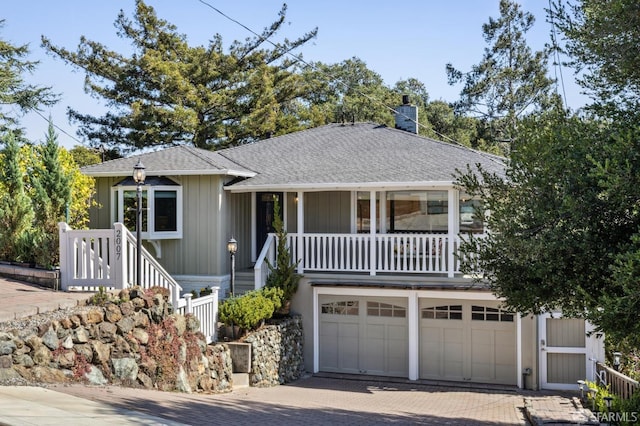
[218, 287, 282, 333]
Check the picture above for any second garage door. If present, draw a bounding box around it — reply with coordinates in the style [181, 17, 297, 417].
[420, 299, 516, 385]
[319, 295, 408, 377]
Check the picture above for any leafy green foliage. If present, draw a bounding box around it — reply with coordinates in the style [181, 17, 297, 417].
[457, 109, 640, 343]
[447, 0, 555, 151]
[42, 0, 317, 152]
[218, 287, 283, 333]
[551, 0, 640, 114]
[265, 197, 301, 304]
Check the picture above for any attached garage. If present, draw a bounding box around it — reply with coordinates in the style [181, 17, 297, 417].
[319, 295, 408, 377]
[419, 299, 517, 385]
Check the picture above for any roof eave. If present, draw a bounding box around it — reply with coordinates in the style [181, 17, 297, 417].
[225, 181, 455, 193]
[83, 169, 256, 178]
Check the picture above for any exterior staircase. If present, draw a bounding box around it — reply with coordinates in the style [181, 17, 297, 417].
[233, 271, 256, 295]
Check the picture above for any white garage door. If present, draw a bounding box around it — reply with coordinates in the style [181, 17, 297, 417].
[319, 296, 408, 377]
[419, 299, 516, 385]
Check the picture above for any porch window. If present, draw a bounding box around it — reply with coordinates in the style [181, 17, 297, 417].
[112, 176, 183, 239]
[356, 192, 380, 233]
[459, 193, 484, 234]
[387, 190, 448, 233]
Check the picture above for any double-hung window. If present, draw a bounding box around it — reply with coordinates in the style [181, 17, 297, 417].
[112, 176, 183, 239]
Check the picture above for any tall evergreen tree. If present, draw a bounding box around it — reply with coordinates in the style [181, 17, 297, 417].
[446, 0, 555, 152]
[42, 0, 317, 152]
[31, 119, 72, 267]
[0, 133, 34, 261]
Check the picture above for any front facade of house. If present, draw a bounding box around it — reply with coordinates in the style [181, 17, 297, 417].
[81, 114, 604, 390]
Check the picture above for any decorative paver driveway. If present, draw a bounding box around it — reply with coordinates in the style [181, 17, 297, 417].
[52, 375, 528, 425]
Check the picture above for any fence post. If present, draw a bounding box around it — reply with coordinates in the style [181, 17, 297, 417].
[113, 223, 126, 289]
[184, 293, 193, 314]
[58, 222, 71, 291]
[211, 287, 219, 342]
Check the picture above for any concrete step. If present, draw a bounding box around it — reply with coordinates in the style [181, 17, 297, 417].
[232, 373, 249, 388]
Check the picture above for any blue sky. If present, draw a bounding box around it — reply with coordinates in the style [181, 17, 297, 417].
[2, 0, 585, 148]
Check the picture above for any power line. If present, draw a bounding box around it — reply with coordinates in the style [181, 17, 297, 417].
[548, 0, 568, 108]
[30, 108, 85, 145]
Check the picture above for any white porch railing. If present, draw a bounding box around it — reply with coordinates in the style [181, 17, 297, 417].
[58, 222, 218, 343]
[253, 232, 479, 288]
[286, 233, 467, 276]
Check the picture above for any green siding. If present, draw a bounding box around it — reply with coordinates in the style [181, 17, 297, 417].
[304, 192, 351, 233]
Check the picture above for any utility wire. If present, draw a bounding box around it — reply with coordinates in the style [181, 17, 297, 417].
[548, 0, 568, 108]
[31, 108, 85, 145]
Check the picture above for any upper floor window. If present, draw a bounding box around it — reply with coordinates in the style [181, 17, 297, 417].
[112, 176, 183, 240]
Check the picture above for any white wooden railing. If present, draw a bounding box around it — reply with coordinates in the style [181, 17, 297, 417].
[287, 233, 467, 276]
[253, 232, 480, 288]
[254, 234, 276, 290]
[58, 222, 218, 343]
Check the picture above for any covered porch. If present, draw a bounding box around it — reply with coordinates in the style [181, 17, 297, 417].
[244, 188, 484, 288]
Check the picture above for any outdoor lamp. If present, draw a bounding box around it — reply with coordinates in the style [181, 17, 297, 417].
[613, 352, 622, 371]
[227, 237, 238, 256]
[577, 380, 585, 400]
[133, 159, 146, 184]
[133, 160, 146, 287]
[604, 396, 613, 410]
[589, 387, 597, 411]
[227, 237, 237, 297]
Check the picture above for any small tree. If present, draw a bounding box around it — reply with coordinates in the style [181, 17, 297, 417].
[30, 120, 72, 268]
[0, 133, 34, 262]
[265, 197, 301, 307]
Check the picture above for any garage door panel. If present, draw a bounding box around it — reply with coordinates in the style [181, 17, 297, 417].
[420, 300, 516, 385]
[319, 296, 408, 378]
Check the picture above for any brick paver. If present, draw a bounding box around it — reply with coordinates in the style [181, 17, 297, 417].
[51, 376, 527, 425]
[0, 277, 94, 322]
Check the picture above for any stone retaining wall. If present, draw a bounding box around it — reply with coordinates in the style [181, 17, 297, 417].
[245, 316, 305, 387]
[0, 287, 233, 393]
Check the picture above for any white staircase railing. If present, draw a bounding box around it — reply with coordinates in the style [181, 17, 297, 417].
[253, 233, 276, 289]
[58, 222, 218, 342]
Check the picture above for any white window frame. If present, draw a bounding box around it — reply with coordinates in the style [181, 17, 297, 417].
[111, 184, 183, 240]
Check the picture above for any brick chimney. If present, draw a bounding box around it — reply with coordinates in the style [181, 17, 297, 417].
[394, 94, 418, 134]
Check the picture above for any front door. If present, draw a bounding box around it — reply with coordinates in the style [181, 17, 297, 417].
[256, 192, 283, 253]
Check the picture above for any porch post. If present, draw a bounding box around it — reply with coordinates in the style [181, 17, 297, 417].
[113, 222, 127, 289]
[297, 191, 304, 274]
[447, 189, 457, 277]
[369, 190, 376, 276]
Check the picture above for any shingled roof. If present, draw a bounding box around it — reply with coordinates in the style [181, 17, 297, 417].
[81, 123, 505, 190]
[220, 123, 505, 191]
[80, 145, 255, 178]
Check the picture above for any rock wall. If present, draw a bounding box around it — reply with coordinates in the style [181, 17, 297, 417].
[0, 287, 233, 393]
[244, 316, 304, 387]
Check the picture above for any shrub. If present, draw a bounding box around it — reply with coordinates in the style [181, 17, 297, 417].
[265, 197, 301, 305]
[218, 288, 281, 333]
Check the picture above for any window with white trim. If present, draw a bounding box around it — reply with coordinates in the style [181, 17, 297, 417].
[112, 176, 183, 239]
[471, 305, 514, 322]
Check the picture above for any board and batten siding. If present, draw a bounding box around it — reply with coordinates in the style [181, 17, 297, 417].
[88, 174, 231, 277]
[226, 191, 252, 268]
[302, 191, 351, 233]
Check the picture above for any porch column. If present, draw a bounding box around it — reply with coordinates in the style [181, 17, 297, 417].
[297, 191, 304, 274]
[447, 189, 458, 277]
[369, 190, 376, 276]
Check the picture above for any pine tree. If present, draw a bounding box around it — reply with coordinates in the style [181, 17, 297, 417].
[446, 0, 555, 152]
[31, 119, 72, 268]
[0, 133, 34, 261]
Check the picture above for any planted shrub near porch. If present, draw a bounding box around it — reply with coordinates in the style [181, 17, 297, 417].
[219, 287, 283, 336]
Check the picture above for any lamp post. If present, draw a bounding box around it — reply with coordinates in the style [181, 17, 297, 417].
[133, 160, 146, 287]
[227, 237, 238, 297]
